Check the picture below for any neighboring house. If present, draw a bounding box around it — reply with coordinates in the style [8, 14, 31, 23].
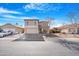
[60, 24, 79, 34]
[24, 19, 49, 34]
[0, 23, 24, 34]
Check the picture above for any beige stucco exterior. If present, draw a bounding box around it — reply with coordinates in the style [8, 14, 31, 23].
[24, 19, 39, 34]
[60, 24, 79, 34]
[61, 28, 69, 33]
[39, 21, 49, 33]
[24, 19, 49, 34]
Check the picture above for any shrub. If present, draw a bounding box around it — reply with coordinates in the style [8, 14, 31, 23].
[49, 28, 61, 33]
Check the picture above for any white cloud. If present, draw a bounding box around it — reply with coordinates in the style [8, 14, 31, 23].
[2, 15, 18, 19]
[24, 3, 46, 11]
[1, 14, 39, 20]
[20, 16, 39, 19]
[24, 3, 62, 12]
[0, 7, 21, 14]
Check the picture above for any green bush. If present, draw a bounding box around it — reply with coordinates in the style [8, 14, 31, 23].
[49, 28, 61, 33]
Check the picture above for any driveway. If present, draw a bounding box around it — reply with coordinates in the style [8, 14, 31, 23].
[0, 34, 23, 41]
[0, 34, 79, 56]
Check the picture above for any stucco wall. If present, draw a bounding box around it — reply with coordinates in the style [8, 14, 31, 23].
[24, 19, 39, 34]
[61, 28, 69, 33]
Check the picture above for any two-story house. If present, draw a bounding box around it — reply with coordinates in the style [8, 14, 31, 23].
[24, 19, 49, 34]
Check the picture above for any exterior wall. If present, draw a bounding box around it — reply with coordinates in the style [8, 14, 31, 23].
[68, 28, 79, 34]
[61, 27, 79, 34]
[24, 19, 49, 34]
[77, 28, 79, 34]
[15, 27, 24, 33]
[24, 27, 27, 33]
[26, 27, 39, 34]
[24, 19, 39, 34]
[39, 21, 49, 33]
[61, 28, 69, 33]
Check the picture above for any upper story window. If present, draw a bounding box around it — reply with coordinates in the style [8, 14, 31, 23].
[27, 21, 28, 25]
[26, 21, 38, 26]
[34, 21, 37, 25]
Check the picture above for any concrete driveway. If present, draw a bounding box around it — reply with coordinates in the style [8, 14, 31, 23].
[0, 34, 79, 56]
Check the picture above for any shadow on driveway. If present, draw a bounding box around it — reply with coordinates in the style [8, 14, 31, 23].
[56, 39, 79, 51]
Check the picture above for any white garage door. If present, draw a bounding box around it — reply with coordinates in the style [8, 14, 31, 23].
[27, 28, 39, 34]
[3, 28, 16, 33]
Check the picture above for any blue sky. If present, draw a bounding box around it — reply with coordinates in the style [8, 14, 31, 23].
[0, 3, 79, 28]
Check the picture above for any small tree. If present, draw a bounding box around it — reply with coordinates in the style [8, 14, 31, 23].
[67, 12, 79, 34]
[45, 17, 55, 33]
[46, 17, 55, 27]
[67, 12, 78, 24]
[49, 28, 61, 33]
